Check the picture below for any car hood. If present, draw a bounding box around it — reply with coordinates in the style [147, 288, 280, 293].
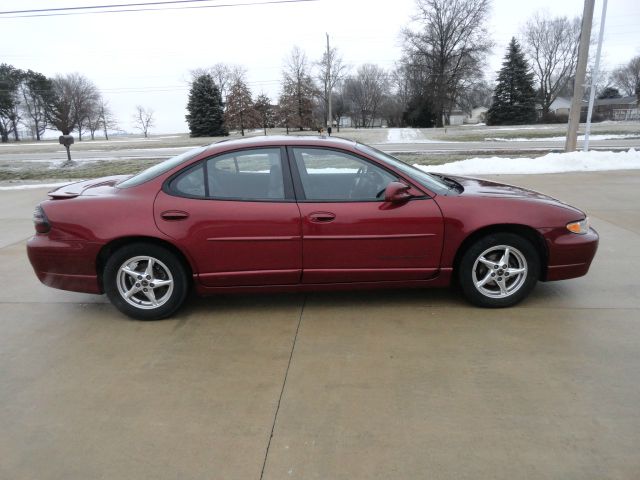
[47, 175, 131, 199]
[444, 174, 585, 214]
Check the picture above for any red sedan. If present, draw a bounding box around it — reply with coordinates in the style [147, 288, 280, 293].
[27, 136, 598, 319]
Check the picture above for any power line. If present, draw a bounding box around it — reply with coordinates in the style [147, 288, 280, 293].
[0, 0, 221, 15]
[0, 0, 319, 19]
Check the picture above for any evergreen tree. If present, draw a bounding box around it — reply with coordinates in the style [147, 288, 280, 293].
[487, 38, 537, 125]
[186, 74, 227, 137]
[597, 87, 621, 99]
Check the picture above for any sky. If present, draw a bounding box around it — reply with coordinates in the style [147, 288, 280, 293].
[1, 0, 639, 134]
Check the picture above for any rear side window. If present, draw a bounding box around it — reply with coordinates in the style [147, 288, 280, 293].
[168, 148, 286, 201]
[171, 163, 205, 197]
[118, 146, 206, 188]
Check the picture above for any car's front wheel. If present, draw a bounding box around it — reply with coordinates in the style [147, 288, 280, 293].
[459, 233, 540, 308]
[103, 243, 189, 320]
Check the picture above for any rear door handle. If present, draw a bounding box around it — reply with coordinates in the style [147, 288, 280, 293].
[308, 212, 336, 223]
[161, 210, 189, 221]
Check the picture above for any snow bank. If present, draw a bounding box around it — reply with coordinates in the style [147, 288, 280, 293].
[417, 149, 640, 175]
[485, 134, 640, 142]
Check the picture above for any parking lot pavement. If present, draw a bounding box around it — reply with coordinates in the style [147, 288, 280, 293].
[1, 172, 639, 479]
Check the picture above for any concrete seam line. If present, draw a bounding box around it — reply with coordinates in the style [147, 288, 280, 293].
[0, 237, 33, 250]
[259, 294, 306, 480]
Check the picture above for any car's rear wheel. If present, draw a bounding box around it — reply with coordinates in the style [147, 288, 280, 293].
[104, 243, 189, 320]
[459, 233, 540, 308]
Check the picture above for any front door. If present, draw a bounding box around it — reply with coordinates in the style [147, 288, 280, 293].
[154, 147, 302, 287]
[288, 147, 444, 284]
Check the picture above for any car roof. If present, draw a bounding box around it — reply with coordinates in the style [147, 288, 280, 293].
[203, 135, 357, 154]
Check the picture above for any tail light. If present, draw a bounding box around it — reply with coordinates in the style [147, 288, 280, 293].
[33, 205, 51, 234]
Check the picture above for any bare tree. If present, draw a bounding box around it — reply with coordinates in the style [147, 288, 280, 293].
[401, 0, 492, 127]
[225, 74, 258, 136]
[280, 46, 316, 130]
[132, 105, 154, 138]
[521, 13, 581, 115]
[191, 63, 245, 105]
[458, 79, 493, 115]
[343, 64, 389, 128]
[330, 87, 348, 132]
[86, 97, 104, 140]
[98, 99, 118, 140]
[20, 70, 55, 141]
[277, 90, 296, 134]
[48, 75, 75, 136]
[315, 45, 349, 126]
[0, 64, 24, 141]
[0, 64, 23, 142]
[254, 93, 273, 135]
[610, 56, 640, 97]
[65, 73, 100, 141]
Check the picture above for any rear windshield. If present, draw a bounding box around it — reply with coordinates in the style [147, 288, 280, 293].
[355, 143, 450, 195]
[117, 146, 207, 188]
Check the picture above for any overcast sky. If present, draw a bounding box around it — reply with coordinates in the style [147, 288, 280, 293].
[2, 0, 639, 134]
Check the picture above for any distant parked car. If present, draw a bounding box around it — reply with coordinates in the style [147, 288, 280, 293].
[27, 136, 598, 319]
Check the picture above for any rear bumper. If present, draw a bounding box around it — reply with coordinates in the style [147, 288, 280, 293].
[543, 227, 599, 281]
[27, 235, 103, 294]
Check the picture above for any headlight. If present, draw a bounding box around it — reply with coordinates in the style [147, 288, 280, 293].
[566, 217, 590, 235]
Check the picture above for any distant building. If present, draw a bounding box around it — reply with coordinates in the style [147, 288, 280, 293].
[464, 106, 488, 124]
[585, 96, 638, 121]
[448, 110, 466, 125]
[541, 95, 639, 121]
[548, 97, 573, 116]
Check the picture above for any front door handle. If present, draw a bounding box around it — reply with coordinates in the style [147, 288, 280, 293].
[308, 212, 336, 223]
[161, 210, 189, 221]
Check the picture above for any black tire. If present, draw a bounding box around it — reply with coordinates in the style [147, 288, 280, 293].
[458, 233, 540, 308]
[103, 243, 189, 320]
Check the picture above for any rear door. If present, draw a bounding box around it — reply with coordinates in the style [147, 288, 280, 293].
[154, 147, 302, 287]
[288, 146, 444, 283]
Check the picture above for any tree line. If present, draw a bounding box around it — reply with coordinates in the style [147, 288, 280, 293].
[4, 0, 640, 141]
[186, 0, 640, 133]
[0, 66, 158, 143]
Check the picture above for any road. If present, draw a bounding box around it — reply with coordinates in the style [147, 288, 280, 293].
[1, 138, 640, 164]
[1, 171, 640, 479]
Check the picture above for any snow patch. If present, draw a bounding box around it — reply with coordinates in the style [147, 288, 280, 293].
[386, 128, 456, 143]
[416, 149, 640, 175]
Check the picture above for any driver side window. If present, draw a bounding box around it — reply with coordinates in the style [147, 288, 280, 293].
[292, 147, 396, 201]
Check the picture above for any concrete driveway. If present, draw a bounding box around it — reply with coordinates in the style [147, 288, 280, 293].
[1, 172, 639, 479]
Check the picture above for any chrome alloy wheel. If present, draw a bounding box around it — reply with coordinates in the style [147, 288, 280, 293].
[471, 245, 528, 299]
[116, 256, 174, 310]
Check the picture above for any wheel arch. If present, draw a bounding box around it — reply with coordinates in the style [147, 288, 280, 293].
[452, 224, 548, 283]
[96, 236, 195, 291]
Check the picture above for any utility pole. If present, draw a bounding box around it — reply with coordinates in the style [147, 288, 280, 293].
[565, 0, 595, 152]
[326, 32, 332, 133]
[583, 0, 608, 151]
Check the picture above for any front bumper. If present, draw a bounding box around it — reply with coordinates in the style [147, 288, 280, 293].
[542, 227, 599, 281]
[27, 235, 103, 294]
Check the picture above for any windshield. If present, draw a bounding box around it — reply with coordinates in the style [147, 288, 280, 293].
[355, 143, 451, 195]
[117, 146, 207, 188]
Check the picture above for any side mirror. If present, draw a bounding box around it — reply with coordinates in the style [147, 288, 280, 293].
[384, 181, 412, 203]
